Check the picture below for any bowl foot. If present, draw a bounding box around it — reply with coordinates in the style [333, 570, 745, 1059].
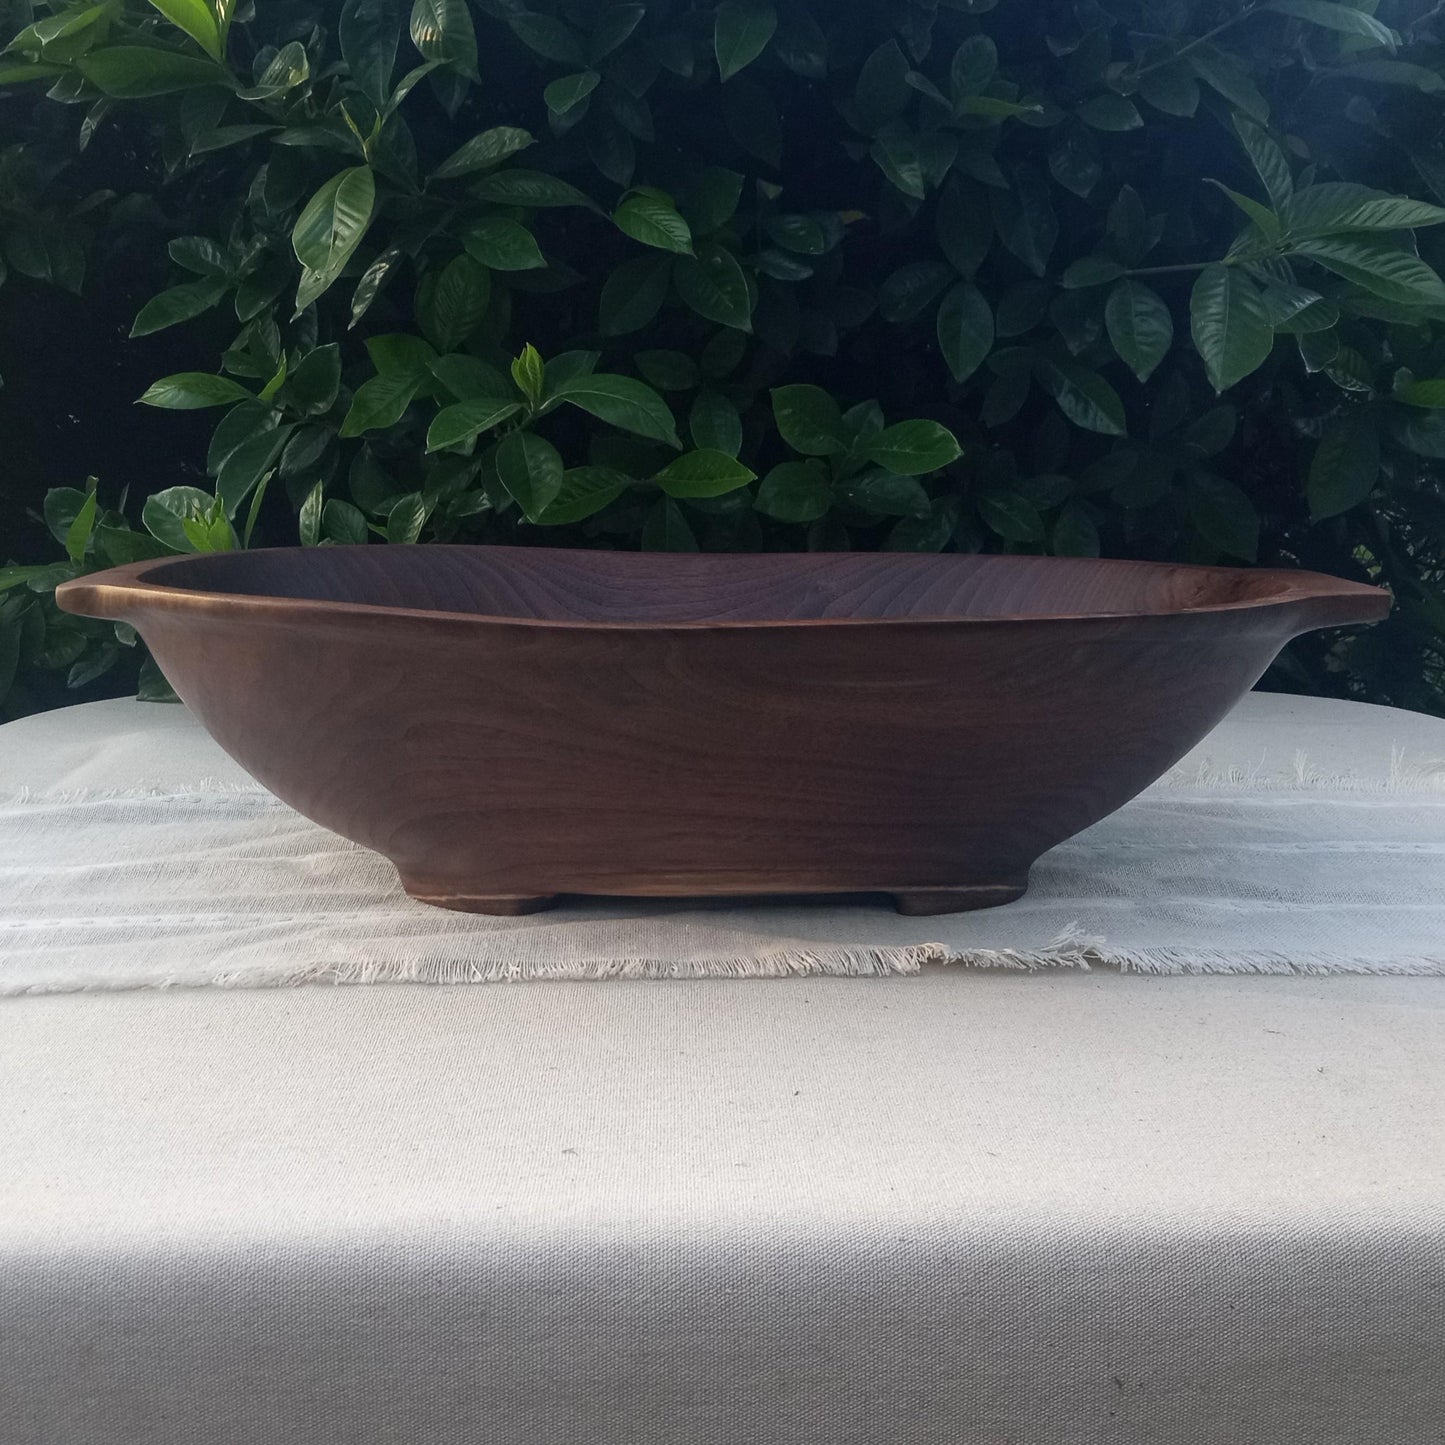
[892, 881, 1027, 916]
[405, 888, 560, 916]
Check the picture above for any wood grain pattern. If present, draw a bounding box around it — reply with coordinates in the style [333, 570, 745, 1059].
[56, 548, 1389, 915]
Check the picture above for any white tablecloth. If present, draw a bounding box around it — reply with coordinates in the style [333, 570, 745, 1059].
[3, 689, 1444, 1442]
[3, 972, 1443, 1443]
[3, 692, 1445, 987]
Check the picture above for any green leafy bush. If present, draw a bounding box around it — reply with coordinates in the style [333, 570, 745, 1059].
[3, 0, 1445, 714]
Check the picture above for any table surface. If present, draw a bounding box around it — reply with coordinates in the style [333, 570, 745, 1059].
[4, 690, 1445, 1444]
[5, 969, 1445, 1445]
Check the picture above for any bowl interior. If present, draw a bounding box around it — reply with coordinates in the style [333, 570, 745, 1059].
[139, 547, 1293, 624]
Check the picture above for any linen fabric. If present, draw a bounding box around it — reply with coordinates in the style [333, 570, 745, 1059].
[3, 971, 1444, 1444]
[1, 691, 1444, 989]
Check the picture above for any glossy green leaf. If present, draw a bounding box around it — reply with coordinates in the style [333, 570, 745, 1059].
[673, 241, 752, 331]
[1138, 65, 1199, 117]
[1295, 236, 1445, 308]
[870, 122, 925, 200]
[755, 460, 831, 520]
[936, 283, 993, 383]
[641, 496, 698, 550]
[1061, 256, 1126, 289]
[1039, 361, 1128, 435]
[1189, 45, 1269, 121]
[1076, 93, 1142, 131]
[1282, 183, 1445, 238]
[340, 0, 400, 107]
[419, 253, 490, 352]
[956, 95, 1044, 119]
[284, 345, 343, 416]
[978, 490, 1044, 542]
[715, 0, 776, 81]
[129, 277, 226, 337]
[683, 169, 745, 237]
[599, 253, 672, 335]
[1190, 265, 1274, 393]
[494, 430, 564, 519]
[543, 351, 600, 393]
[544, 69, 599, 113]
[386, 492, 430, 543]
[462, 217, 544, 271]
[410, 0, 476, 75]
[1324, 59, 1445, 91]
[511, 344, 545, 405]
[291, 167, 375, 307]
[689, 389, 743, 456]
[425, 397, 521, 451]
[1188, 473, 1259, 560]
[836, 472, 928, 517]
[936, 178, 991, 278]
[862, 420, 961, 474]
[884, 498, 958, 552]
[470, 168, 594, 208]
[1211, 180, 1281, 240]
[655, 449, 756, 498]
[614, 192, 693, 255]
[431, 353, 510, 401]
[1233, 114, 1293, 211]
[432, 126, 533, 180]
[1052, 502, 1101, 556]
[854, 40, 911, 133]
[992, 168, 1057, 277]
[296, 479, 325, 547]
[509, 12, 583, 63]
[590, 5, 644, 62]
[237, 41, 309, 100]
[0, 61, 67, 85]
[550, 373, 681, 446]
[339, 369, 426, 437]
[1396, 378, 1445, 408]
[880, 261, 954, 323]
[771, 385, 844, 455]
[168, 236, 227, 277]
[138, 372, 252, 409]
[216, 423, 294, 514]
[1266, 0, 1398, 51]
[142, 485, 219, 552]
[78, 47, 229, 97]
[950, 35, 997, 101]
[533, 467, 630, 524]
[363, 335, 433, 375]
[1308, 412, 1379, 519]
[134, 656, 178, 703]
[1105, 280, 1173, 383]
[323, 498, 370, 545]
[635, 350, 698, 391]
[1049, 123, 1103, 199]
[63, 486, 97, 566]
[145, 0, 223, 59]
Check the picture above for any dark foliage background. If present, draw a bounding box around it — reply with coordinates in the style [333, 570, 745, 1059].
[3, 0, 1445, 715]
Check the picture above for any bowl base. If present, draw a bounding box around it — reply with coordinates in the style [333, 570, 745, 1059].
[891, 882, 1028, 916]
[406, 890, 560, 916]
[401, 880, 1029, 918]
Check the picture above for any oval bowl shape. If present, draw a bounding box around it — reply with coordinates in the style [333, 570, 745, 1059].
[57, 548, 1389, 915]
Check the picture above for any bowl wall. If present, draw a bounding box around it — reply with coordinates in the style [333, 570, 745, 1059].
[56, 549, 1390, 914]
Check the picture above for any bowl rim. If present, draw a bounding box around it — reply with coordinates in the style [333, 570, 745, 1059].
[55, 546, 1391, 633]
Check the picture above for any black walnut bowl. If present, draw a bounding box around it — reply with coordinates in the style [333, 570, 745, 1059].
[57, 547, 1388, 915]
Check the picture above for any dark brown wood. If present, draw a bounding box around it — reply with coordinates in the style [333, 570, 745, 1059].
[56, 548, 1389, 916]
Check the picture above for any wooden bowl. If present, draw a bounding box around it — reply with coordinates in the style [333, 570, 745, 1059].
[57, 548, 1388, 916]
